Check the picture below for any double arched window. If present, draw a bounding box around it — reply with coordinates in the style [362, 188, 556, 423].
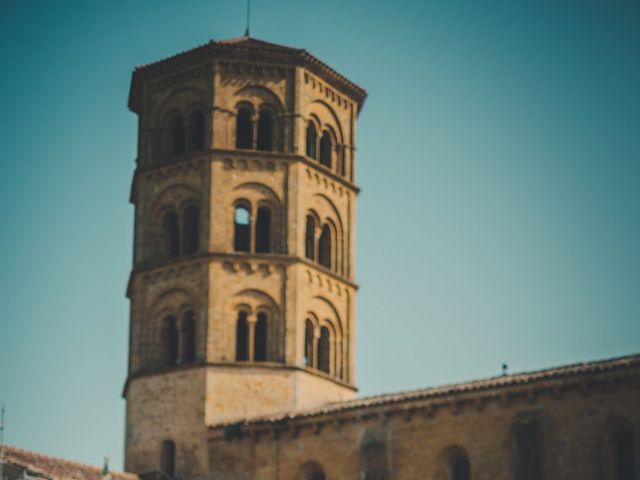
[166, 109, 207, 159]
[235, 310, 271, 362]
[160, 205, 200, 260]
[235, 106, 276, 152]
[161, 310, 197, 367]
[233, 203, 275, 254]
[304, 319, 342, 379]
[306, 120, 348, 179]
[305, 214, 340, 273]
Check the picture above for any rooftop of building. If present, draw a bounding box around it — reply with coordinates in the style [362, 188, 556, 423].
[2, 446, 137, 480]
[128, 35, 367, 114]
[210, 352, 640, 429]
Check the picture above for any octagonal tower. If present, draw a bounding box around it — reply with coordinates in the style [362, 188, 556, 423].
[123, 36, 366, 476]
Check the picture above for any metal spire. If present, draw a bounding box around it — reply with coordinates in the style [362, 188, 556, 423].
[244, 0, 251, 37]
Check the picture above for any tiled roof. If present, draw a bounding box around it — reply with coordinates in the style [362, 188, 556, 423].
[128, 36, 367, 113]
[210, 353, 640, 428]
[2, 446, 137, 480]
[132, 36, 303, 72]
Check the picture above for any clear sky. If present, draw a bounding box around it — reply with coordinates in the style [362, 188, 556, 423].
[0, 0, 638, 471]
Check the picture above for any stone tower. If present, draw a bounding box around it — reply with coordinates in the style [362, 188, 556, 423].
[124, 36, 366, 476]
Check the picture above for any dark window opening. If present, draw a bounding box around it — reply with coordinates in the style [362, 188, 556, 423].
[254, 312, 268, 361]
[160, 440, 176, 478]
[363, 442, 389, 480]
[452, 456, 471, 480]
[319, 131, 332, 168]
[257, 109, 273, 151]
[235, 311, 249, 361]
[310, 471, 326, 480]
[614, 428, 636, 480]
[317, 326, 330, 374]
[181, 311, 196, 364]
[163, 210, 180, 259]
[182, 205, 199, 255]
[255, 206, 272, 253]
[304, 319, 314, 368]
[305, 215, 315, 260]
[338, 145, 346, 177]
[234, 206, 251, 252]
[189, 110, 205, 151]
[318, 224, 332, 269]
[515, 420, 542, 480]
[162, 316, 179, 367]
[306, 122, 317, 159]
[169, 115, 185, 157]
[236, 107, 253, 149]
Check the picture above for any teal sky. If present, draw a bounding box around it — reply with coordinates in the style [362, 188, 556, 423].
[0, 0, 638, 470]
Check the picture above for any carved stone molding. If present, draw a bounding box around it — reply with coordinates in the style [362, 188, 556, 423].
[149, 65, 211, 93]
[219, 61, 294, 79]
[304, 269, 347, 298]
[143, 157, 206, 182]
[222, 156, 278, 172]
[222, 260, 285, 277]
[304, 71, 352, 112]
[140, 261, 204, 285]
[305, 167, 347, 198]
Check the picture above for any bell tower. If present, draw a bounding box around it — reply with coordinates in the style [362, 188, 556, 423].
[124, 37, 366, 477]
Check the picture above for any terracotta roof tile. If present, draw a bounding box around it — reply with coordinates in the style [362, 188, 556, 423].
[3, 446, 137, 480]
[210, 353, 640, 428]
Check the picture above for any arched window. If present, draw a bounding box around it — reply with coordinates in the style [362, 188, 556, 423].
[310, 471, 326, 480]
[255, 206, 272, 253]
[319, 131, 332, 168]
[337, 145, 346, 177]
[234, 205, 251, 252]
[614, 427, 636, 480]
[162, 210, 180, 259]
[304, 319, 314, 368]
[162, 316, 179, 367]
[181, 311, 196, 364]
[235, 311, 249, 361]
[318, 224, 332, 269]
[236, 107, 253, 149]
[362, 442, 389, 480]
[306, 122, 317, 159]
[160, 440, 176, 478]
[305, 215, 316, 260]
[182, 205, 199, 255]
[257, 109, 273, 151]
[168, 115, 185, 157]
[452, 455, 471, 480]
[303, 464, 326, 480]
[189, 109, 205, 151]
[317, 326, 330, 374]
[254, 312, 268, 361]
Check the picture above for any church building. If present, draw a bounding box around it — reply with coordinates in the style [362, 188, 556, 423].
[2, 36, 639, 480]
